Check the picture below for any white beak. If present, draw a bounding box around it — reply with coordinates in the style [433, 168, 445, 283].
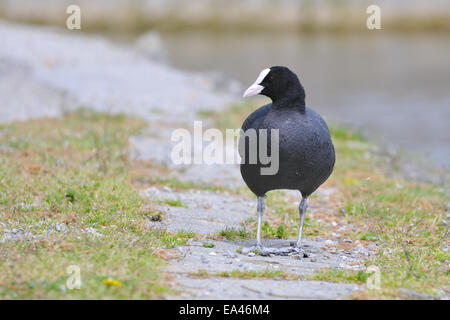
[243, 83, 264, 98]
[243, 68, 270, 98]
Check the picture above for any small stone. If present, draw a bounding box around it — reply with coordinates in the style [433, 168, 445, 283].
[325, 239, 334, 246]
[343, 239, 353, 243]
[145, 187, 160, 196]
[247, 252, 255, 257]
[311, 258, 317, 262]
[12, 228, 24, 235]
[273, 276, 281, 281]
[331, 221, 337, 227]
[209, 251, 217, 256]
[162, 186, 172, 192]
[55, 223, 67, 232]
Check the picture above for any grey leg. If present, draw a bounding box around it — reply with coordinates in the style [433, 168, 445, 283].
[256, 196, 265, 247]
[296, 197, 308, 247]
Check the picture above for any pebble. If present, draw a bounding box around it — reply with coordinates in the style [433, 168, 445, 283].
[247, 252, 255, 257]
[343, 239, 353, 243]
[145, 187, 160, 196]
[55, 223, 67, 232]
[209, 251, 217, 256]
[324, 240, 334, 246]
[331, 232, 340, 237]
[163, 186, 172, 192]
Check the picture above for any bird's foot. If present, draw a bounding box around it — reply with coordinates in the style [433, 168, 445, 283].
[241, 244, 307, 257]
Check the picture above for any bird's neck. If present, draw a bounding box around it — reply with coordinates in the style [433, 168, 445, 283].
[271, 93, 306, 113]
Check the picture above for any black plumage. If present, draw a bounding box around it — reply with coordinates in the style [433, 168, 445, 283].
[240, 66, 335, 250]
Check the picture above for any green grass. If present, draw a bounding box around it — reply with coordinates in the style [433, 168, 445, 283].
[219, 226, 251, 241]
[207, 100, 450, 298]
[0, 109, 181, 298]
[156, 199, 185, 207]
[192, 269, 298, 280]
[306, 269, 371, 284]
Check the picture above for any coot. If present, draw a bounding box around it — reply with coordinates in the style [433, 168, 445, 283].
[240, 66, 335, 252]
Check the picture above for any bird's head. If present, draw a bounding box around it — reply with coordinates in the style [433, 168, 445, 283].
[243, 66, 305, 105]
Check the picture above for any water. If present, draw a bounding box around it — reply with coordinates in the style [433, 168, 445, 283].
[161, 31, 450, 167]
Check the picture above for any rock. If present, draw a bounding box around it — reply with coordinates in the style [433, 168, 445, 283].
[247, 252, 256, 257]
[331, 232, 340, 237]
[12, 228, 24, 235]
[325, 240, 335, 246]
[55, 222, 67, 232]
[145, 187, 160, 196]
[162, 186, 172, 192]
[343, 239, 353, 243]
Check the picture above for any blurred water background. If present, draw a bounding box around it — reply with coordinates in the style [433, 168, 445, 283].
[0, 0, 449, 166]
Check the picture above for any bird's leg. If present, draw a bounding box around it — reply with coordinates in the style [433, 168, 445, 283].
[296, 197, 308, 248]
[256, 196, 265, 248]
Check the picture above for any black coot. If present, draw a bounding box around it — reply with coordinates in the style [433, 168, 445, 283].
[240, 66, 335, 250]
